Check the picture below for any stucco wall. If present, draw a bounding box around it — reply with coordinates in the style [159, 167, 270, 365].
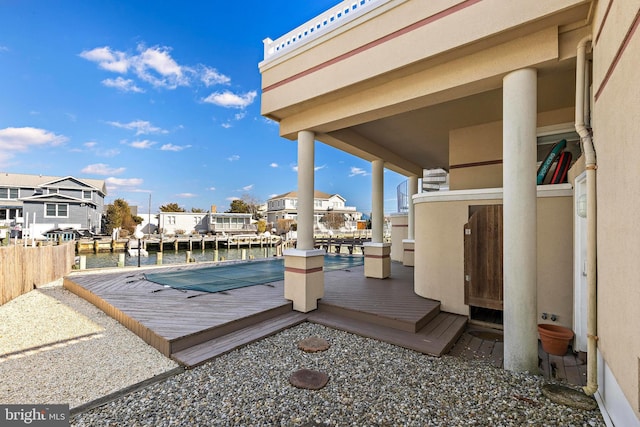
[449, 108, 576, 191]
[591, 0, 640, 419]
[413, 191, 574, 325]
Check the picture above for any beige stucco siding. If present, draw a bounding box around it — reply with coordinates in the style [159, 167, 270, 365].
[592, 0, 640, 417]
[413, 193, 573, 324]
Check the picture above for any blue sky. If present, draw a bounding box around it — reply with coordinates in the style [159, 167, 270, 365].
[0, 1, 406, 216]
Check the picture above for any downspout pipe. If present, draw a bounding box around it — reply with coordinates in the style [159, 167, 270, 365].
[575, 35, 598, 396]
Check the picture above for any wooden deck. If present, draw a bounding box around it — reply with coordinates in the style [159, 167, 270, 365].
[64, 260, 466, 368]
[65, 260, 585, 385]
[448, 325, 588, 386]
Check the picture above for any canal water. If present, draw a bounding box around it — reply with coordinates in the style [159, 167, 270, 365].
[81, 247, 277, 269]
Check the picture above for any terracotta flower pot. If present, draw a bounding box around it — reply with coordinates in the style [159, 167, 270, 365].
[538, 324, 574, 356]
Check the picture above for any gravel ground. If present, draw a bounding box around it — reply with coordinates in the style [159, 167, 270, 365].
[72, 322, 605, 426]
[0, 280, 179, 408]
[1, 282, 605, 426]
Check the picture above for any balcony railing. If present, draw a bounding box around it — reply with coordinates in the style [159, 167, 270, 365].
[262, 0, 389, 62]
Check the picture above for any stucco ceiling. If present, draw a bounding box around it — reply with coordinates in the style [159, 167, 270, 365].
[323, 65, 576, 176]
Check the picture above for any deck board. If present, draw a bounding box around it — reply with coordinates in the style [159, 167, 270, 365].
[65, 260, 467, 366]
[450, 326, 587, 386]
[173, 312, 308, 368]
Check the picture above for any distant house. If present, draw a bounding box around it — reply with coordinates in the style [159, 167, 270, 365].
[266, 190, 362, 232]
[157, 211, 254, 236]
[0, 173, 106, 236]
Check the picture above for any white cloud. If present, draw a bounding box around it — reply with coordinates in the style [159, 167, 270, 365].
[242, 184, 254, 191]
[290, 164, 326, 172]
[177, 193, 197, 198]
[79, 46, 130, 73]
[208, 187, 216, 191]
[107, 120, 168, 135]
[84, 141, 97, 148]
[102, 77, 144, 93]
[227, 154, 240, 161]
[234, 111, 246, 121]
[203, 90, 257, 109]
[0, 127, 68, 164]
[270, 163, 279, 168]
[134, 44, 188, 89]
[349, 166, 369, 177]
[268, 194, 278, 199]
[66, 113, 77, 122]
[81, 163, 125, 175]
[160, 143, 191, 152]
[81, 44, 188, 90]
[129, 139, 156, 149]
[200, 66, 230, 86]
[0, 46, 9, 52]
[221, 122, 232, 129]
[98, 148, 120, 157]
[105, 177, 143, 187]
[226, 196, 240, 201]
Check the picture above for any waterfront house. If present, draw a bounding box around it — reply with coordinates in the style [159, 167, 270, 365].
[266, 190, 362, 232]
[0, 173, 106, 236]
[157, 211, 254, 236]
[259, 0, 640, 424]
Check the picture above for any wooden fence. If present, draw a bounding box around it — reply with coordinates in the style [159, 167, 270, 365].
[0, 242, 76, 305]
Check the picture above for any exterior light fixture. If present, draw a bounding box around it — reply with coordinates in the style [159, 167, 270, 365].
[577, 194, 587, 218]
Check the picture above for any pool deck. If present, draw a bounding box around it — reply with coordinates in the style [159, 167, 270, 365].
[64, 259, 586, 386]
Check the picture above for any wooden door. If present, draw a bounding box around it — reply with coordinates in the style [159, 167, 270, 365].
[464, 205, 503, 310]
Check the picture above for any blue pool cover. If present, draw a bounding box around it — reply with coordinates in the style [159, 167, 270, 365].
[143, 255, 364, 294]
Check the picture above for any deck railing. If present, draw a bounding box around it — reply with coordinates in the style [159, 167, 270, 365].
[262, 0, 389, 62]
[0, 242, 75, 305]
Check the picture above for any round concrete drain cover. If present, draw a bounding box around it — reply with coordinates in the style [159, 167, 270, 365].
[541, 384, 598, 410]
[289, 369, 329, 390]
[298, 336, 330, 353]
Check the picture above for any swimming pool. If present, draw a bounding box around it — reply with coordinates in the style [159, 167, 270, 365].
[143, 254, 364, 293]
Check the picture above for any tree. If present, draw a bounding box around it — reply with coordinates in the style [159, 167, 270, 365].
[103, 198, 138, 235]
[226, 194, 263, 220]
[159, 203, 185, 212]
[191, 207, 205, 213]
[320, 212, 345, 230]
[276, 219, 295, 235]
[257, 219, 267, 234]
[227, 199, 250, 213]
[240, 194, 263, 220]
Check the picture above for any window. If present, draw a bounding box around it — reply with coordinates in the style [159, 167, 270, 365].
[0, 187, 19, 199]
[167, 216, 176, 225]
[45, 203, 68, 218]
[83, 190, 92, 199]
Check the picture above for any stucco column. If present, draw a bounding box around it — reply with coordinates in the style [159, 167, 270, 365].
[402, 175, 418, 266]
[364, 159, 390, 278]
[297, 130, 315, 251]
[284, 130, 324, 312]
[503, 68, 538, 372]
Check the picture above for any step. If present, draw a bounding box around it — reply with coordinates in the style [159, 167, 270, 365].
[307, 311, 467, 357]
[171, 312, 308, 368]
[169, 303, 292, 354]
[316, 299, 440, 333]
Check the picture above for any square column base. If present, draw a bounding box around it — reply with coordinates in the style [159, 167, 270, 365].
[402, 239, 415, 267]
[283, 249, 325, 312]
[363, 242, 391, 279]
